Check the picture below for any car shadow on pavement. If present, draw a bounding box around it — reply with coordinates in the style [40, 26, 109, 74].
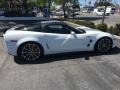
[14, 47, 120, 65]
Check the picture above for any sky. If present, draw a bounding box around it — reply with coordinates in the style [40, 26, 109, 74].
[79, 0, 120, 6]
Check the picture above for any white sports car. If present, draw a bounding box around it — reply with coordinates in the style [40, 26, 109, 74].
[3, 20, 117, 62]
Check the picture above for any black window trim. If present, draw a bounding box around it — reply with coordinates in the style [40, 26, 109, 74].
[43, 23, 72, 34]
[42, 22, 86, 34]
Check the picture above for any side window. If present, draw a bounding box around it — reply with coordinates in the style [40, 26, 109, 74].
[44, 24, 71, 34]
[33, 26, 41, 31]
[28, 25, 42, 32]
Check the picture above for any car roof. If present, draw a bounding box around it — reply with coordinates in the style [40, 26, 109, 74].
[41, 20, 63, 24]
[30, 20, 63, 26]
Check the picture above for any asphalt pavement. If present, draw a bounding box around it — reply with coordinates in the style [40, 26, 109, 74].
[75, 13, 120, 27]
[0, 16, 120, 90]
[91, 14, 120, 26]
[0, 37, 120, 90]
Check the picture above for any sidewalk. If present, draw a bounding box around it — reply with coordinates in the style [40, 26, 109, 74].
[0, 16, 50, 21]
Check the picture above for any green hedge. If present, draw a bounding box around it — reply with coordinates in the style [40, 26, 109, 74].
[68, 19, 95, 28]
[108, 26, 115, 34]
[68, 19, 120, 35]
[108, 24, 120, 35]
[96, 23, 108, 32]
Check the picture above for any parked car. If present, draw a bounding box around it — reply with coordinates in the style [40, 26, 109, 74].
[4, 21, 117, 62]
[108, 7, 116, 14]
[55, 10, 64, 16]
[82, 8, 91, 13]
[95, 8, 110, 16]
[69, 12, 81, 18]
[0, 10, 4, 16]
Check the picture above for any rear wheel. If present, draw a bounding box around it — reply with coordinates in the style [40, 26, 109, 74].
[95, 37, 112, 53]
[17, 42, 43, 62]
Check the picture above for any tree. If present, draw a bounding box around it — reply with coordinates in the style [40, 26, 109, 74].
[52, 0, 75, 18]
[52, 0, 65, 18]
[0, 0, 3, 7]
[37, 0, 46, 7]
[94, 0, 112, 24]
[27, 0, 37, 8]
[94, 0, 112, 7]
[3, 0, 23, 16]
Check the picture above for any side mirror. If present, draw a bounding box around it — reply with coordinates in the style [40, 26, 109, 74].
[71, 31, 76, 36]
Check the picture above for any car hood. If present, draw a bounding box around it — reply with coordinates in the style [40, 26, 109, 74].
[76, 26, 115, 40]
[76, 26, 107, 35]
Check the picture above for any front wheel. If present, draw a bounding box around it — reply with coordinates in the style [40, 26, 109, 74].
[94, 37, 112, 53]
[17, 42, 43, 62]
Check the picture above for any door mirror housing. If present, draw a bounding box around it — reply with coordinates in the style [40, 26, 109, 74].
[71, 31, 76, 36]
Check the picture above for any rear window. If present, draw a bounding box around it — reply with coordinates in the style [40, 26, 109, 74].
[111, 8, 115, 10]
[98, 8, 104, 12]
[15, 22, 42, 32]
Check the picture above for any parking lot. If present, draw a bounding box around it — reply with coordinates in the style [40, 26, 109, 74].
[0, 35, 120, 90]
[71, 13, 120, 27]
[90, 13, 120, 26]
[0, 15, 120, 90]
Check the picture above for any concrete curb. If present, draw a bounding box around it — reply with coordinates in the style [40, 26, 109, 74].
[0, 17, 50, 20]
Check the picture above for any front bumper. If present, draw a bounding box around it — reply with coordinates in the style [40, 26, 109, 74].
[112, 38, 118, 48]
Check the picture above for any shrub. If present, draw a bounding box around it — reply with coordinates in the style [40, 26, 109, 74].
[114, 24, 120, 35]
[68, 19, 120, 36]
[96, 23, 108, 32]
[76, 21, 95, 28]
[117, 33, 120, 36]
[68, 19, 95, 28]
[107, 24, 120, 35]
[107, 26, 116, 34]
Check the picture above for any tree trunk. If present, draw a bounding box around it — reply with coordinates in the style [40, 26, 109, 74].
[63, 0, 66, 19]
[102, 5, 107, 24]
[48, 0, 51, 17]
[23, 0, 28, 16]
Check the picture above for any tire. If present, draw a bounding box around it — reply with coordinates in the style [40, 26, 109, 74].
[17, 42, 43, 62]
[94, 37, 112, 53]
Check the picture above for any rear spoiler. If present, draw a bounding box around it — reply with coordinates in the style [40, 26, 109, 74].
[2, 27, 11, 34]
[2, 25, 19, 34]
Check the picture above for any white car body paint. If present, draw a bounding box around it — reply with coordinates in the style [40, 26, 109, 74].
[4, 23, 117, 56]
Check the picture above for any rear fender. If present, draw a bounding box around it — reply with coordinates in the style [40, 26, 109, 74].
[17, 37, 46, 51]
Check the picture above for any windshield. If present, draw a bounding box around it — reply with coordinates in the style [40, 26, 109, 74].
[98, 8, 104, 12]
[65, 23, 86, 34]
[76, 28, 86, 33]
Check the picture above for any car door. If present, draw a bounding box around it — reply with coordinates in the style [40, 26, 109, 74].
[43, 23, 87, 53]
